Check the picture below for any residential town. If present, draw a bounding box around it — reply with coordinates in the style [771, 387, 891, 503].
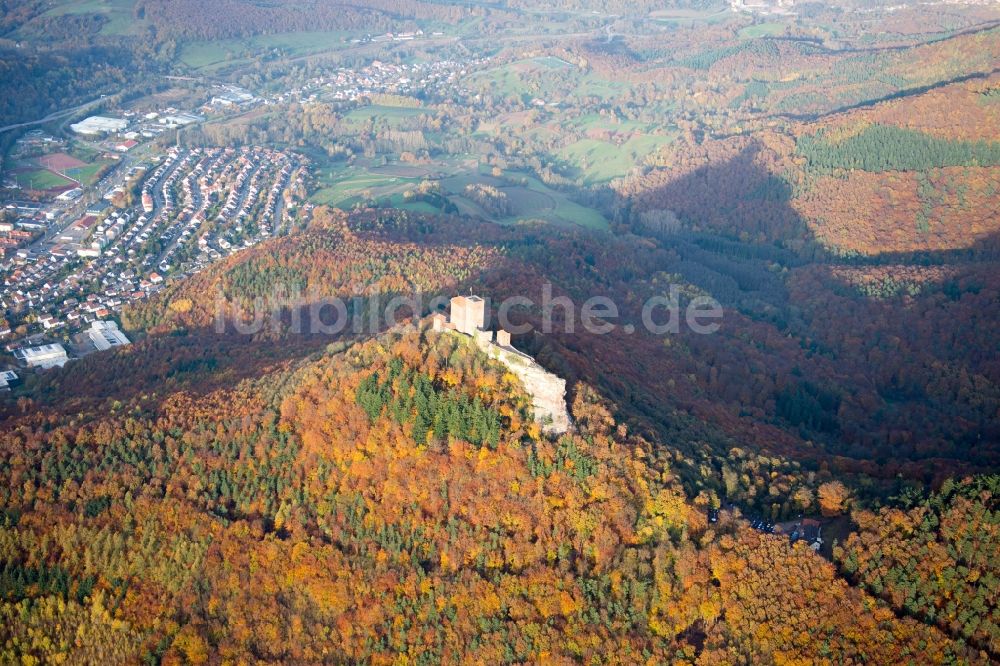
[279, 57, 485, 104]
[0, 52, 491, 376]
[4, 52, 507, 382]
[0, 142, 305, 376]
[0, 53, 492, 383]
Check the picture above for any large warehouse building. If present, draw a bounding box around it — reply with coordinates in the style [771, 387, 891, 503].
[87, 320, 131, 351]
[14, 343, 68, 369]
[70, 116, 128, 135]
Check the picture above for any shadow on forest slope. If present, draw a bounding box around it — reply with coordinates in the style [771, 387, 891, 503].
[7, 176, 999, 484]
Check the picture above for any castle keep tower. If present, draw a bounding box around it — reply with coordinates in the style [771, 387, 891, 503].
[449, 295, 486, 336]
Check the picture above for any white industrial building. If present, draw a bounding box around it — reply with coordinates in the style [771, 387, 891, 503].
[0, 370, 18, 390]
[160, 112, 203, 127]
[70, 116, 128, 135]
[87, 320, 130, 351]
[14, 343, 69, 369]
[210, 89, 255, 107]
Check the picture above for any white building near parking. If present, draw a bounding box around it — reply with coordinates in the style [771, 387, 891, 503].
[87, 320, 130, 351]
[160, 112, 203, 127]
[0, 370, 18, 390]
[70, 116, 128, 135]
[15, 343, 68, 369]
[57, 188, 83, 201]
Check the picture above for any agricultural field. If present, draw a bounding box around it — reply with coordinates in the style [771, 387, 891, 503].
[179, 30, 354, 70]
[310, 158, 608, 230]
[25, 0, 141, 36]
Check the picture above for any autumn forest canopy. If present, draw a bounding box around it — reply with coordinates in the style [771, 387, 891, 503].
[1, 0, 999, 663]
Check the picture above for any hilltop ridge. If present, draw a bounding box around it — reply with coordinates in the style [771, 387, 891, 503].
[0, 315, 988, 663]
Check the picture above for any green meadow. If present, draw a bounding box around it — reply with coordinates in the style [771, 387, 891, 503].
[180, 31, 350, 70]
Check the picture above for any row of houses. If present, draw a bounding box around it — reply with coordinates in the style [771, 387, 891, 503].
[1, 143, 302, 365]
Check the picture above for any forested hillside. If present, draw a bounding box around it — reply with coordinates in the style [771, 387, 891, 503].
[1, 200, 996, 663]
[2, 1, 999, 662]
[835, 476, 1000, 654]
[122, 208, 502, 335]
[621, 72, 1000, 255]
[135, 0, 471, 41]
[0, 320, 986, 663]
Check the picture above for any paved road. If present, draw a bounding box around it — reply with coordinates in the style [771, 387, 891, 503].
[0, 97, 105, 135]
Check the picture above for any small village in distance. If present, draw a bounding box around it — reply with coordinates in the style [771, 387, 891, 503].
[0, 51, 489, 387]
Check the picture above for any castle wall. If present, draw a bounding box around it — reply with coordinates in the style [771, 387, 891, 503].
[477, 338, 571, 435]
[436, 297, 570, 436]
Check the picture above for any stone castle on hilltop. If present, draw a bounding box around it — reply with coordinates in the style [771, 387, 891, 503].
[432, 295, 571, 435]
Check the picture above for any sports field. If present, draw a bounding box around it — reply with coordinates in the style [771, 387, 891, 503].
[14, 169, 76, 192]
[37, 152, 87, 171]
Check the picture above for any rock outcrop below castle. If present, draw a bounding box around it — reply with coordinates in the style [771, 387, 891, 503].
[432, 295, 571, 435]
[477, 340, 571, 435]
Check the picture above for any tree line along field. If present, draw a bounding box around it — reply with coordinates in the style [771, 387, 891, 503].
[178, 30, 355, 71]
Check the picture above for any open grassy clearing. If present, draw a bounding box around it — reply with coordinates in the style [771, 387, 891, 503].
[739, 22, 787, 39]
[179, 31, 351, 70]
[370, 164, 439, 178]
[555, 134, 675, 184]
[443, 167, 608, 229]
[384, 193, 441, 215]
[39, 0, 139, 36]
[469, 67, 536, 98]
[472, 57, 624, 101]
[310, 158, 607, 230]
[571, 75, 629, 100]
[67, 143, 101, 163]
[648, 4, 729, 20]
[250, 31, 349, 55]
[567, 113, 661, 133]
[508, 172, 607, 230]
[532, 56, 574, 69]
[310, 164, 422, 207]
[179, 42, 243, 70]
